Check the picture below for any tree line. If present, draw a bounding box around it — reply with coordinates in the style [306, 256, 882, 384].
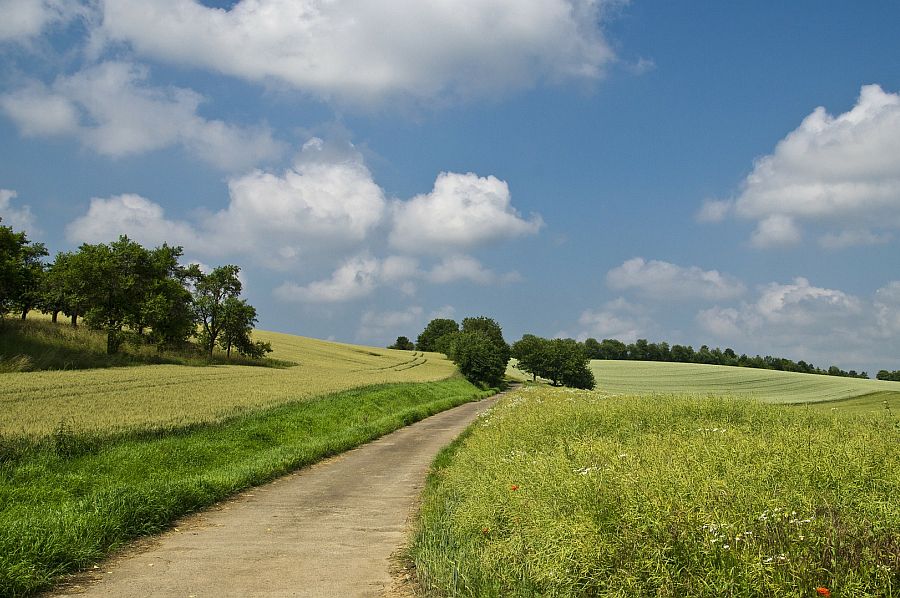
[392, 318, 596, 390]
[877, 370, 900, 382]
[1, 218, 269, 358]
[579, 337, 871, 379]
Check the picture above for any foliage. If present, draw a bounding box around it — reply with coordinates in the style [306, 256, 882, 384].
[0, 219, 47, 318]
[416, 318, 459, 352]
[511, 335, 595, 389]
[0, 378, 492, 596]
[388, 336, 415, 350]
[192, 264, 242, 356]
[461, 316, 511, 365]
[452, 331, 507, 388]
[878, 369, 900, 382]
[412, 386, 900, 597]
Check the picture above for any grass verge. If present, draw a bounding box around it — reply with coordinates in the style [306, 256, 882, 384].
[411, 385, 900, 597]
[0, 377, 493, 597]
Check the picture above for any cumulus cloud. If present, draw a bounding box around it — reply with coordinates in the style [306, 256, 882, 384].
[357, 305, 424, 342]
[0, 0, 85, 42]
[390, 172, 542, 253]
[0, 61, 283, 171]
[65, 193, 199, 248]
[575, 298, 650, 343]
[0, 189, 38, 232]
[427, 255, 495, 285]
[606, 257, 746, 301]
[98, 0, 616, 104]
[819, 229, 892, 250]
[695, 199, 732, 223]
[695, 277, 897, 372]
[720, 85, 900, 248]
[274, 255, 380, 303]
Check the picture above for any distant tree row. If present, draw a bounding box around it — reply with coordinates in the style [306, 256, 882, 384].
[877, 369, 900, 382]
[579, 337, 869, 379]
[0, 218, 270, 358]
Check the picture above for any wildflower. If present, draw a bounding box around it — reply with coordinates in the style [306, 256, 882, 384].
[482, 527, 490, 535]
[815, 587, 831, 597]
[510, 484, 519, 491]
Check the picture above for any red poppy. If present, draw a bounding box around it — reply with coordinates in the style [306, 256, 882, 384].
[510, 484, 519, 491]
[815, 587, 831, 597]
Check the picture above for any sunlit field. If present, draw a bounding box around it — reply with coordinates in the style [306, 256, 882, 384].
[0, 327, 455, 437]
[412, 385, 900, 597]
[588, 360, 900, 405]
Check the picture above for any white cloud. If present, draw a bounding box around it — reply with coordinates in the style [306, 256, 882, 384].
[576, 298, 649, 343]
[0, 189, 37, 232]
[390, 172, 542, 253]
[98, 0, 616, 104]
[427, 255, 494, 285]
[606, 257, 745, 301]
[0, 61, 284, 171]
[722, 85, 900, 248]
[749, 214, 802, 248]
[695, 277, 896, 372]
[65, 193, 199, 248]
[0, 0, 85, 42]
[274, 255, 380, 303]
[819, 229, 892, 250]
[696, 199, 731, 223]
[65, 139, 386, 266]
[357, 305, 424, 342]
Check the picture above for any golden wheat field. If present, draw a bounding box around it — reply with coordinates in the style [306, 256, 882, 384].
[0, 329, 456, 437]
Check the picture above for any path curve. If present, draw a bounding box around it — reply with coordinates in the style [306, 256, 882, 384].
[50, 393, 502, 598]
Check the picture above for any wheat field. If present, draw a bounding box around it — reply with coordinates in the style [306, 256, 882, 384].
[0, 329, 455, 437]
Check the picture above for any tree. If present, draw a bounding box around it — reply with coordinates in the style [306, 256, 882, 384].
[416, 318, 459, 352]
[70, 236, 156, 354]
[511, 334, 548, 381]
[0, 219, 47, 318]
[217, 297, 258, 357]
[192, 265, 243, 356]
[452, 331, 507, 388]
[538, 338, 595, 389]
[142, 277, 195, 351]
[461, 316, 510, 365]
[388, 336, 415, 350]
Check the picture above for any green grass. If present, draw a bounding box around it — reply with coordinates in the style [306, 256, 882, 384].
[0, 316, 291, 372]
[587, 360, 900, 404]
[412, 385, 900, 597]
[0, 378, 494, 597]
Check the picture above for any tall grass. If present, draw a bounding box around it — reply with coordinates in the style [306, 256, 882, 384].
[0, 378, 494, 597]
[0, 317, 292, 372]
[412, 386, 900, 597]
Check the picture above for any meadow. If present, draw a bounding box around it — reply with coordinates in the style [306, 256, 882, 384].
[412, 385, 900, 597]
[0, 325, 456, 437]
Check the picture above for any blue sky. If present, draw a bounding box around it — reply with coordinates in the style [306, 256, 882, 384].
[1, 0, 899, 374]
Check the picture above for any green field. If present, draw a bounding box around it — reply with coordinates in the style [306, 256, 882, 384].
[412, 385, 900, 597]
[0, 327, 456, 437]
[587, 360, 900, 406]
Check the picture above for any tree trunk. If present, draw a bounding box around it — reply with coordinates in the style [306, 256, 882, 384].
[20, 309, 27, 320]
[71, 312, 78, 327]
[107, 330, 117, 355]
[51, 310, 59, 323]
[226, 342, 232, 357]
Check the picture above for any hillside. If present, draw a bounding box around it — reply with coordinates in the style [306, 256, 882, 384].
[0, 327, 456, 437]
[590, 359, 900, 407]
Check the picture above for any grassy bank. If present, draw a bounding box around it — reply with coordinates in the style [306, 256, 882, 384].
[412, 386, 900, 597]
[0, 378, 493, 597]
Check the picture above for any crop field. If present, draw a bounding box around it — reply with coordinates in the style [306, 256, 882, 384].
[0, 329, 455, 437]
[588, 360, 900, 406]
[412, 385, 900, 597]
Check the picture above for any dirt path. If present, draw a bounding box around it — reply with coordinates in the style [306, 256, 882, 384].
[50, 394, 501, 598]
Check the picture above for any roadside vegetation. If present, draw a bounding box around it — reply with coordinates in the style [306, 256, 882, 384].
[412, 385, 900, 597]
[0, 377, 494, 596]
